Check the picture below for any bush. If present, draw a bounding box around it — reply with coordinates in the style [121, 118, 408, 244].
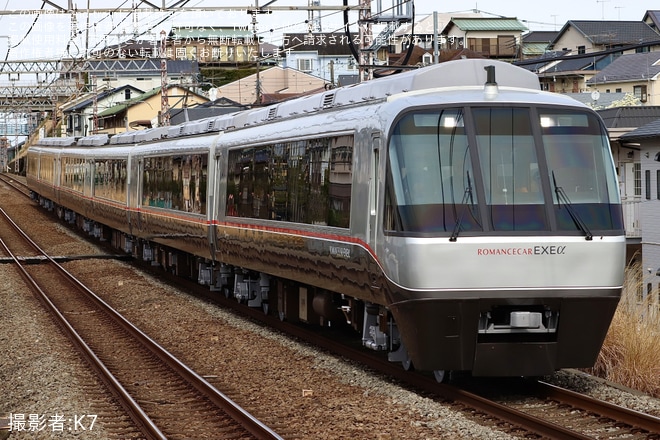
[588, 260, 660, 397]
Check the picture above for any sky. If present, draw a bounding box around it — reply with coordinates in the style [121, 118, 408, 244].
[0, 0, 656, 60]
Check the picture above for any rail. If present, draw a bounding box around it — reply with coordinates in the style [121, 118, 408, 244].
[0, 201, 282, 440]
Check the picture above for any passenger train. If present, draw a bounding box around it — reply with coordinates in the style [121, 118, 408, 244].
[26, 59, 626, 379]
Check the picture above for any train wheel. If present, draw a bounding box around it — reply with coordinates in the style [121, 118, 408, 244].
[433, 370, 446, 383]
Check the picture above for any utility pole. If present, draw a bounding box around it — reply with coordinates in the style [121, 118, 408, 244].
[160, 30, 170, 127]
[358, 0, 373, 81]
[92, 76, 98, 134]
[248, 1, 273, 105]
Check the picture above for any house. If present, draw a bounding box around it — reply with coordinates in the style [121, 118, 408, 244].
[549, 20, 660, 55]
[389, 12, 482, 55]
[60, 84, 145, 137]
[84, 59, 200, 92]
[441, 17, 527, 60]
[281, 33, 362, 86]
[516, 12, 660, 95]
[597, 106, 660, 264]
[216, 66, 328, 105]
[618, 118, 660, 300]
[516, 50, 612, 93]
[586, 51, 660, 105]
[520, 31, 559, 59]
[96, 85, 208, 134]
[169, 97, 249, 125]
[643, 10, 660, 33]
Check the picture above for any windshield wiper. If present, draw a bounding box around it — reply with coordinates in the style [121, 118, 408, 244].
[449, 171, 474, 242]
[552, 171, 593, 241]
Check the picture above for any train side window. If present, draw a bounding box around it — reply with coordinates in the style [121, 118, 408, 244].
[226, 135, 353, 228]
[93, 159, 127, 203]
[141, 154, 207, 214]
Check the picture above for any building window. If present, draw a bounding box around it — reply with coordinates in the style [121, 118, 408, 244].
[577, 45, 586, 54]
[634, 162, 641, 196]
[645, 169, 651, 200]
[297, 58, 313, 72]
[634, 85, 648, 102]
[616, 88, 622, 93]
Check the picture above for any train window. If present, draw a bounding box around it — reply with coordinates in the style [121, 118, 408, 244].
[474, 107, 548, 231]
[385, 109, 481, 234]
[39, 155, 55, 183]
[225, 135, 353, 228]
[93, 159, 127, 203]
[540, 108, 622, 232]
[61, 157, 87, 194]
[142, 154, 207, 214]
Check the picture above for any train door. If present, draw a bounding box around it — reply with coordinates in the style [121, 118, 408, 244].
[135, 156, 144, 233]
[368, 132, 381, 247]
[54, 153, 62, 204]
[206, 141, 219, 257]
[126, 152, 133, 232]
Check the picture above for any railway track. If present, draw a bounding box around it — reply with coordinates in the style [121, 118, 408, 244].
[4, 171, 660, 438]
[0, 198, 282, 440]
[162, 266, 660, 440]
[0, 173, 30, 196]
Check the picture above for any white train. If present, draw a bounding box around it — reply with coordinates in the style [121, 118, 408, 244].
[26, 59, 626, 379]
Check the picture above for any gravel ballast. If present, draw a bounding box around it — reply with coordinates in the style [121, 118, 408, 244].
[2, 182, 660, 439]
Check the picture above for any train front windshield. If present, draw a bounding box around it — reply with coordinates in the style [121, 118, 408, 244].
[384, 106, 623, 236]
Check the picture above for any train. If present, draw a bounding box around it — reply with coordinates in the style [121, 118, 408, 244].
[25, 58, 626, 380]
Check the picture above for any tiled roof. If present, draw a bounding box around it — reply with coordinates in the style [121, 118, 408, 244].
[587, 51, 660, 84]
[98, 86, 206, 117]
[516, 50, 568, 71]
[597, 106, 660, 129]
[563, 20, 660, 45]
[564, 92, 627, 108]
[516, 51, 603, 74]
[447, 18, 527, 32]
[523, 31, 560, 43]
[552, 55, 599, 72]
[643, 10, 660, 30]
[523, 42, 551, 56]
[64, 85, 145, 113]
[620, 118, 660, 139]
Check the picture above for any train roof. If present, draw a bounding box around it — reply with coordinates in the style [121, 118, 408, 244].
[34, 59, 548, 149]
